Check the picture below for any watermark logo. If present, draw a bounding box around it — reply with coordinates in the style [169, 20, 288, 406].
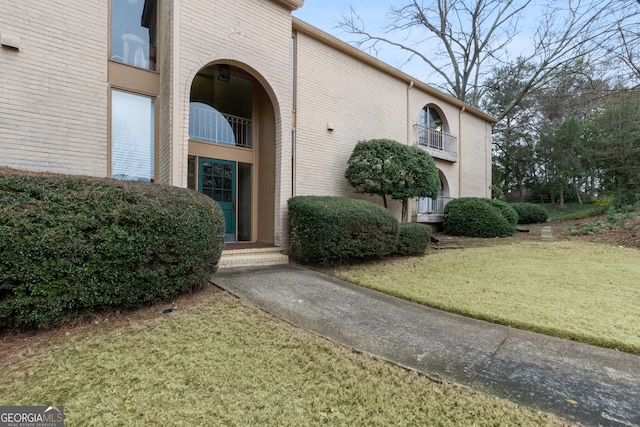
[0, 406, 64, 427]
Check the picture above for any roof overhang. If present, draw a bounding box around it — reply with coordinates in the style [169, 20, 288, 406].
[273, 0, 304, 11]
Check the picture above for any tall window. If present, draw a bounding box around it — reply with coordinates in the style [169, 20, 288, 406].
[110, 0, 157, 71]
[420, 106, 443, 131]
[111, 90, 155, 182]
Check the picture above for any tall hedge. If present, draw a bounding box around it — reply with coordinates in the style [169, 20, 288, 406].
[443, 197, 517, 237]
[289, 196, 399, 265]
[511, 203, 549, 224]
[0, 169, 225, 329]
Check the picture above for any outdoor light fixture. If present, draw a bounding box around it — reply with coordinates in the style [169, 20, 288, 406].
[218, 64, 230, 82]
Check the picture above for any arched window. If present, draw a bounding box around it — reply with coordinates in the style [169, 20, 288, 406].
[418, 105, 447, 150]
[420, 105, 444, 132]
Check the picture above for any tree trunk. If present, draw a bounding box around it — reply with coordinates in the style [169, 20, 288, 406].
[574, 180, 583, 204]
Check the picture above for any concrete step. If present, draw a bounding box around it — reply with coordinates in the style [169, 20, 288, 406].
[219, 247, 289, 269]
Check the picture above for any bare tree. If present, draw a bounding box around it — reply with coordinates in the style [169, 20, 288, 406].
[341, 0, 639, 121]
[605, 12, 640, 84]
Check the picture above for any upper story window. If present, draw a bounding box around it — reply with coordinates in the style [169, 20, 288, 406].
[110, 0, 157, 71]
[420, 105, 444, 132]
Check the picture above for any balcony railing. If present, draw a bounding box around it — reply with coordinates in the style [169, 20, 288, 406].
[189, 102, 252, 148]
[417, 196, 453, 215]
[414, 124, 457, 162]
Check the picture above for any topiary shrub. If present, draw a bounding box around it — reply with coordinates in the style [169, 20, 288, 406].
[486, 198, 518, 227]
[511, 203, 549, 224]
[443, 197, 516, 238]
[0, 168, 225, 330]
[288, 196, 399, 265]
[395, 223, 432, 256]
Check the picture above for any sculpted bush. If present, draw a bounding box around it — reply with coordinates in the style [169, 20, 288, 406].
[289, 196, 399, 265]
[443, 197, 516, 238]
[0, 169, 225, 329]
[395, 223, 432, 256]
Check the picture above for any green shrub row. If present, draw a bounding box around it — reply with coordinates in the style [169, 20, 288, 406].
[0, 169, 225, 329]
[289, 196, 436, 264]
[395, 223, 432, 256]
[288, 196, 400, 264]
[511, 203, 549, 224]
[444, 197, 517, 237]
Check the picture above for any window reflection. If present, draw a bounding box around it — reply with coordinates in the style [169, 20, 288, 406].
[110, 0, 157, 71]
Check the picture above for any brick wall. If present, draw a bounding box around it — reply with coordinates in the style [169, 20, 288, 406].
[0, 1, 108, 176]
[293, 29, 493, 219]
[177, 0, 295, 245]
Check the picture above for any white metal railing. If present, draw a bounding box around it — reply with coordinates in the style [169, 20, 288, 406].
[417, 196, 453, 215]
[414, 124, 457, 157]
[189, 102, 252, 148]
[225, 113, 252, 148]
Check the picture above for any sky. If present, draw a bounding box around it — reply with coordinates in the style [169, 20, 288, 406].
[292, 0, 435, 84]
[292, 0, 544, 89]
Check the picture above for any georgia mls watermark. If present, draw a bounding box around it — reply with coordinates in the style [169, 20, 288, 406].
[0, 406, 64, 427]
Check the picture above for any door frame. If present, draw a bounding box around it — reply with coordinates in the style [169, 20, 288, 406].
[198, 157, 237, 242]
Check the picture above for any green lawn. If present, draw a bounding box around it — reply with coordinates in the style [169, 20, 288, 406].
[542, 203, 608, 221]
[0, 292, 572, 426]
[339, 241, 640, 355]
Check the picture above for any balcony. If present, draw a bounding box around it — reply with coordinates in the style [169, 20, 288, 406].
[415, 196, 453, 223]
[189, 102, 252, 148]
[414, 124, 458, 162]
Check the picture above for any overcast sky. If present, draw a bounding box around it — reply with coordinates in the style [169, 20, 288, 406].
[293, 0, 543, 88]
[292, 0, 434, 83]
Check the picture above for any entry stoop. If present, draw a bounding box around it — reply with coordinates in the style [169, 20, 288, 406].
[218, 245, 289, 269]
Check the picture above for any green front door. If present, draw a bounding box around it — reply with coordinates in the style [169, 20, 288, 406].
[199, 158, 236, 241]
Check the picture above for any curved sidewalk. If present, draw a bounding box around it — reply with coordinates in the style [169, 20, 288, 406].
[211, 264, 640, 427]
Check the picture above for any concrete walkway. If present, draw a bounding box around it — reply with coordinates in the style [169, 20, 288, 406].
[211, 265, 640, 427]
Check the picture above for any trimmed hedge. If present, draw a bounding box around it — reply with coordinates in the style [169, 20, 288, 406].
[0, 169, 225, 329]
[443, 197, 517, 238]
[289, 196, 399, 265]
[511, 203, 549, 224]
[486, 198, 519, 226]
[395, 223, 432, 256]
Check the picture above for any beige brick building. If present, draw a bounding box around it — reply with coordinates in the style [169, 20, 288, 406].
[0, 0, 495, 264]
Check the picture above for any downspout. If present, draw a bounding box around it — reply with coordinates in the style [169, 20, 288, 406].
[458, 106, 465, 197]
[407, 80, 414, 145]
[486, 122, 491, 198]
[291, 34, 297, 197]
[172, 0, 181, 186]
[406, 80, 414, 223]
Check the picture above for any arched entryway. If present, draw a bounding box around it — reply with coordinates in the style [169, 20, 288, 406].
[187, 63, 276, 244]
[417, 169, 451, 219]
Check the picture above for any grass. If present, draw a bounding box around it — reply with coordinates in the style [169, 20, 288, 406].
[0, 292, 572, 426]
[339, 241, 640, 355]
[542, 203, 608, 221]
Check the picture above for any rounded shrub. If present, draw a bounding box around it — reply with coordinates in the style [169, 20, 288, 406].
[0, 169, 225, 330]
[288, 196, 399, 265]
[395, 223, 432, 256]
[511, 203, 549, 224]
[486, 198, 518, 226]
[443, 197, 516, 238]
